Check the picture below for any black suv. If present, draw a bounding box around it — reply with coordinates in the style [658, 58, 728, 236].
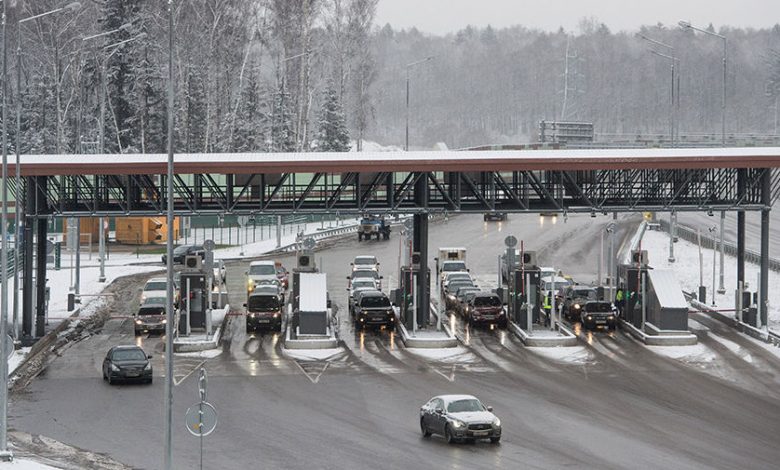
[352, 290, 395, 329]
[580, 301, 617, 330]
[463, 293, 508, 328]
[161, 245, 205, 264]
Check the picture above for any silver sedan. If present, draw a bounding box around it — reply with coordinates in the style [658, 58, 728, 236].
[420, 394, 502, 444]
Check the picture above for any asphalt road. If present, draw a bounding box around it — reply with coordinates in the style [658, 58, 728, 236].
[8, 214, 780, 470]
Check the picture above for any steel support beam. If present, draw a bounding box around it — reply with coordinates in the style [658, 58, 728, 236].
[22, 178, 34, 338]
[414, 173, 430, 328]
[35, 212, 47, 337]
[737, 169, 746, 290]
[760, 169, 770, 327]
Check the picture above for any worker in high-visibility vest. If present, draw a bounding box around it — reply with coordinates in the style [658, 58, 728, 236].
[542, 292, 552, 326]
[615, 285, 625, 317]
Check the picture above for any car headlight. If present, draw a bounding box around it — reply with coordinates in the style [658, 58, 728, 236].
[574, 303, 580, 309]
[140, 295, 146, 303]
[162, 319, 167, 324]
[608, 315, 614, 320]
[111, 364, 120, 372]
[248, 313, 255, 318]
[144, 362, 152, 371]
[493, 417, 501, 427]
[273, 313, 280, 318]
[247, 279, 255, 290]
[135, 319, 142, 325]
[450, 419, 465, 429]
[587, 315, 592, 321]
[447, 295, 455, 301]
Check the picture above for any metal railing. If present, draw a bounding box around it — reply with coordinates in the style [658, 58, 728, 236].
[658, 219, 780, 272]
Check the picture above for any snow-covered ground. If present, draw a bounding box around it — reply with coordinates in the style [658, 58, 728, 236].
[0, 459, 60, 470]
[640, 229, 779, 333]
[527, 345, 592, 364]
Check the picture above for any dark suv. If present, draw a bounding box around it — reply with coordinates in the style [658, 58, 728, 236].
[580, 301, 617, 330]
[161, 245, 205, 264]
[562, 286, 597, 321]
[245, 286, 284, 332]
[352, 290, 395, 329]
[463, 293, 507, 328]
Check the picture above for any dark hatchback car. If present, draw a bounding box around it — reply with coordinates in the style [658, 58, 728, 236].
[161, 245, 204, 264]
[352, 290, 395, 329]
[102, 345, 153, 385]
[580, 301, 618, 330]
[563, 286, 598, 321]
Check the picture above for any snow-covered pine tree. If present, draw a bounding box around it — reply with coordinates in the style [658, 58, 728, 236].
[232, 71, 267, 152]
[316, 84, 351, 152]
[185, 67, 208, 153]
[270, 83, 296, 152]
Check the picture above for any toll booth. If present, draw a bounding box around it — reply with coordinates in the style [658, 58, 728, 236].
[179, 271, 207, 334]
[509, 267, 541, 327]
[398, 266, 431, 330]
[618, 264, 652, 329]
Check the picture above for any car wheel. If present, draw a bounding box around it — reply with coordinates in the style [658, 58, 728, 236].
[445, 425, 456, 444]
[420, 419, 432, 437]
[146, 378, 153, 385]
[107, 375, 114, 385]
[102, 370, 107, 381]
[490, 436, 501, 444]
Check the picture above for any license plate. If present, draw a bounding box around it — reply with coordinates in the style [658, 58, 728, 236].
[472, 431, 489, 437]
[126, 372, 139, 377]
[258, 319, 270, 323]
[481, 316, 495, 320]
[596, 320, 606, 324]
[371, 317, 384, 322]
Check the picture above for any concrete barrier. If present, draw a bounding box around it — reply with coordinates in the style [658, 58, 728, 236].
[509, 321, 578, 347]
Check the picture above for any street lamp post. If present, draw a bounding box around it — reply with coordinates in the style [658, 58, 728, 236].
[165, 3, 175, 470]
[1, 1, 13, 461]
[637, 33, 679, 147]
[14, 2, 82, 339]
[405, 56, 434, 151]
[679, 21, 727, 147]
[82, 26, 143, 284]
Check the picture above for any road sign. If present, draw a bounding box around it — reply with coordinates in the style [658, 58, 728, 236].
[504, 235, 518, 248]
[203, 239, 215, 252]
[185, 402, 217, 437]
[198, 368, 207, 402]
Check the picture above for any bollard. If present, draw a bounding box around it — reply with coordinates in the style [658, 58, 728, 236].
[54, 242, 61, 270]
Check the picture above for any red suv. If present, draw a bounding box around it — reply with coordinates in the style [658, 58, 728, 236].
[463, 293, 507, 328]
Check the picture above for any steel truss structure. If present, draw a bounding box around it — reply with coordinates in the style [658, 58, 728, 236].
[13, 168, 778, 217]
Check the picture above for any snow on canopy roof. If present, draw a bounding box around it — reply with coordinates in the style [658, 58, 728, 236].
[648, 269, 688, 309]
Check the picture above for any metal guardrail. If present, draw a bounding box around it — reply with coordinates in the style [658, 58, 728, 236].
[658, 219, 780, 272]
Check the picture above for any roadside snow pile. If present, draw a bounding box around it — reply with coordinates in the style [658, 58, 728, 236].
[528, 345, 591, 364]
[647, 343, 716, 363]
[282, 348, 344, 361]
[406, 346, 474, 362]
[0, 459, 62, 469]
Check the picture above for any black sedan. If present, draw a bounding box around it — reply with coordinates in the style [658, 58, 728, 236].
[161, 245, 204, 264]
[102, 345, 153, 385]
[420, 394, 501, 444]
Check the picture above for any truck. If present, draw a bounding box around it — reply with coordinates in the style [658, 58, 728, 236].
[437, 247, 467, 264]
[358, 215, 391, 241]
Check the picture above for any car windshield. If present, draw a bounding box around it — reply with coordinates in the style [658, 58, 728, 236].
[353, 270, 378, 279]
[447, 399, 484, 413]
[446, 273, 471, 282]
[144, 281, 167, 291]
[138, 306, 165, 316]
[112, 349, 147, 361]
[248, 296, 280, 310]
[442, 262, 466, 272]
[352, 280, 375, 289]
[250, 265, 276, 275]
[474, 296, 502, 307]
[142, 297, 166, 306]
[361, 296, 390, 308]
[449, 280, 474, 289]
[457, 288, 480, 299]
[354, 256, 377, 265]
[573, 289, 596, 299]
[586, 302, 613, 313]
[173, 246, 190, 255]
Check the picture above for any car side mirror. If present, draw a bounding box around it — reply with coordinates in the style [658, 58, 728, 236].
[435, 408, 444, 415]
[243, 303, 247, 308]
[350, 263, 354, 265]
[244, 271, 248, 275]
[379, 276, 384, 279]
[346, 276, 351, 280]
[147, 355, 153, 359]
[487, 406, 493, 412]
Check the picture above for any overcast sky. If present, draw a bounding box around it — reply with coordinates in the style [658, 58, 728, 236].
[375, 0, 780, 35]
